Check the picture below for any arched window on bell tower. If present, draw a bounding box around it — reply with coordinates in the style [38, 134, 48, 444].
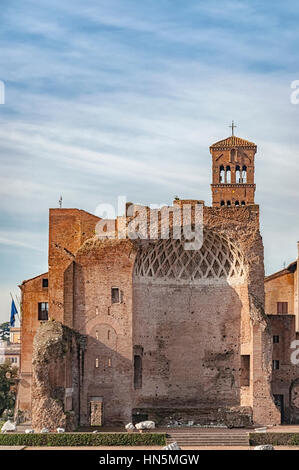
[236, 165, 241, 183]
[219, 165, 225, 183]
[226, 165, 231, 183]
[242, 165, 247, 183]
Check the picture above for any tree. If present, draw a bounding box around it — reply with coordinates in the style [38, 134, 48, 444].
[0, 363, 18, 417]
[0, 322, 10, 342]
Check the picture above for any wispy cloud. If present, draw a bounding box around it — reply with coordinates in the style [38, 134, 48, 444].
[0, 235, 44, 252]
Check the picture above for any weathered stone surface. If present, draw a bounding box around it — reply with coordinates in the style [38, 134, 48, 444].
[1, 420, 16, 432]
[254, 445, 274, 450]
[255, 427, 267, 433]
[163, 442, 181, 450]
[31, 321, 85, 432]
[90, 401, 103, 426]
[133, 407, 252, 428]
[125, 423, 135, 430]
[135, 421, 155, 430]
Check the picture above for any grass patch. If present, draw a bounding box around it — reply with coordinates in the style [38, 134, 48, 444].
[0, 432, 166, 447]
[249, 432, 299, 446]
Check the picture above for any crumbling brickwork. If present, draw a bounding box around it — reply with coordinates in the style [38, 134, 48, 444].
[31, 321, 85, 431]
[132, 205, 279, 426]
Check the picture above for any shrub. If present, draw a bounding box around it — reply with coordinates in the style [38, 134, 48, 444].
[249, 432, 299, 446]
[0, 432, 166, 447]
[0, 364, 18, 416]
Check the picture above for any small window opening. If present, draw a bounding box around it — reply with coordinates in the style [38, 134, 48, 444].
[240, 355, 250, 386]
[134, 355, 142, 389]
[241, 201, 246, 206]
[235, 201, 240, 206]
[227, 200, 231, 206]
[277, 302, 288, 314]
[273, 360, 280, 370]
[42, 278, 48, 288]
[220, 200, 225, 207]
[95, 358, 99, 368]
[111, 287, 120, 304]
[273, 335, 280, 344]
[38, 302, 48, 321]
[236, 165, 241, 183]
[242, 165, 247, 183]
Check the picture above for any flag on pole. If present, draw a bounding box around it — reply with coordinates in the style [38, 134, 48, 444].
[10, 299, 18, 327]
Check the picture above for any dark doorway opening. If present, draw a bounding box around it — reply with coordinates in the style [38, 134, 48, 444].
[274, 394, 284, 423]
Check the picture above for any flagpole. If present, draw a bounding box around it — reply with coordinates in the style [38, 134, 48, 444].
[15, 294, 21, 308]
[9, 292, 20, 325]
[15, 294, 21, 323]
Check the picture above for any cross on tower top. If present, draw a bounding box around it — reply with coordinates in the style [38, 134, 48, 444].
[229, 120, 237, 136]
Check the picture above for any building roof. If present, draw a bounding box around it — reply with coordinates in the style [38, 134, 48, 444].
[265, 261, 297, 282]
[210, 135, 257, 150]
[20, 272, 48, 286]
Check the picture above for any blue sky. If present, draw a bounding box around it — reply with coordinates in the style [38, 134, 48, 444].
[0, 0, 299, 322]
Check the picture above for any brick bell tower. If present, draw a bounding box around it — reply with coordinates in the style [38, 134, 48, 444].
[210, 122, 257, 208]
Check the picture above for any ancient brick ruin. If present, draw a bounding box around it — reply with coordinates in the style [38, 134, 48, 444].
[16, 134, 299, 428]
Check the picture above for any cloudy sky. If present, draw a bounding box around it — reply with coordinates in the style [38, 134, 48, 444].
[0, 0, 299, 322]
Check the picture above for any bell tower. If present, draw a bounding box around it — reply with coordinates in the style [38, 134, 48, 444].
[210, 123, 257, 208]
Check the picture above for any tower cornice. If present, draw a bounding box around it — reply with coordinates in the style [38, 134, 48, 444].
[210, 135, 257, 151]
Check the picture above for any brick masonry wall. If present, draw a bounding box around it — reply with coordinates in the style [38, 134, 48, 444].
[65, 204, 280, 426]
[17, 273, 48, 417]
[48, 209, 100, 323]
[132, 205, 280, 425]
[210, 145, 256, 207]
[19, 203, 282, 426]
[73, 239, 136, 425]
[133, 282, 245, 407]
[268, 314, 299, 423]
[265, 272, 295, 315]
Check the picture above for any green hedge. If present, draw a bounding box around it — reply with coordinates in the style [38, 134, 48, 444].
[0, 432, 166, 447]
[249, 432, 299, 446]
